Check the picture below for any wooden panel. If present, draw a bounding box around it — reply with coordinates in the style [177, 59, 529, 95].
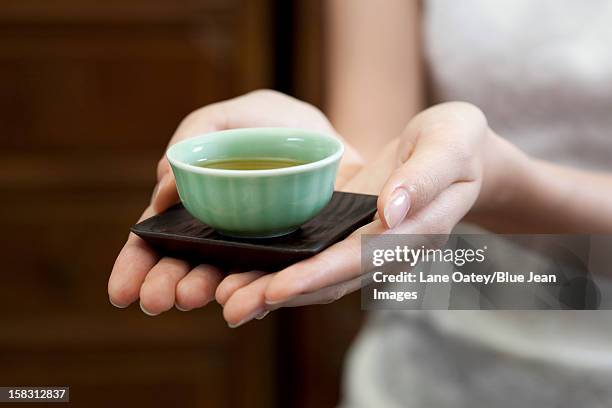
[1, 25, 231, 150]
[0, 0, 236, 22]
[0, 1, 275, 407]
[1, 313, 277, 407]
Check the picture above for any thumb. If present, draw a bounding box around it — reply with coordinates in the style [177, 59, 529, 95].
[151, 159, 179, 213]
[377, 141, 472, 229]
[378, 102, 489, 229]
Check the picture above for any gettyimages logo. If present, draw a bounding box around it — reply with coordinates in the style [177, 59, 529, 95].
[372, 245, 487, 268]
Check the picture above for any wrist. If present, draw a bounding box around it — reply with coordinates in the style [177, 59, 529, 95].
[469, 130, 536, 220]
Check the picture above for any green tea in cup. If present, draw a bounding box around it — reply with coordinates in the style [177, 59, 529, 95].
[195, 157, 307, 170]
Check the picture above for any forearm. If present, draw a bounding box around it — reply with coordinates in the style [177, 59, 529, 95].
[523, 160, 612, 232]
[468, 132, 612, 233]
[325, 0, 423, 161]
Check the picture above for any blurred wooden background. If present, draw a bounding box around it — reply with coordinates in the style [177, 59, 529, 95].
[0, 0, 363, 407]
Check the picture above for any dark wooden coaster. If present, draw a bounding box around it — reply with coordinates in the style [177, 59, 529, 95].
[131, 191, 378, 271]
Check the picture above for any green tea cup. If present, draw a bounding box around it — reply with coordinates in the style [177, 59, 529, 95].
[166, 127, 344, 238]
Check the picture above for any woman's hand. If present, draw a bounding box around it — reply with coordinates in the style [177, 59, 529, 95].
[107, 90, 364, 314]
[216, 102, 532, 326]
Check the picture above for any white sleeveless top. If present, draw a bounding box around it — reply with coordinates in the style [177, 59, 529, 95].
[426, 0, 612, 171]
[342, 1, 612, 406]
[424, 0, 612, 367]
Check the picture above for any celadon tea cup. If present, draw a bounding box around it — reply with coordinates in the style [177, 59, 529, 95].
[166, 127, 344, 238]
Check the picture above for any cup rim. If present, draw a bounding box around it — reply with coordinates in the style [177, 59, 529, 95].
[166, 127, 344, 177]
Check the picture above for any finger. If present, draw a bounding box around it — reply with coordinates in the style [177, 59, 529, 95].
[272, 274, 366, 307]
[215, 271, 266, 306]
[265, 180, 480, 305]
[108, 206, 159, 308]
[223, 274, 275, 328]
[175, 264, 223, 311]
[139, 257, 190, 316]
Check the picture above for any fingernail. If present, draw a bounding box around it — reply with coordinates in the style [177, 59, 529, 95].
[109, 297, 128, 309]
[265, 298, 290, 306]
[175, 304, 189, 312]
[255, 310, 269, 320]
[384, 188, 410, 229]
[228, 308, 264, 329]
[140, 301, 159, 317]
[262, 301, 282, 313]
